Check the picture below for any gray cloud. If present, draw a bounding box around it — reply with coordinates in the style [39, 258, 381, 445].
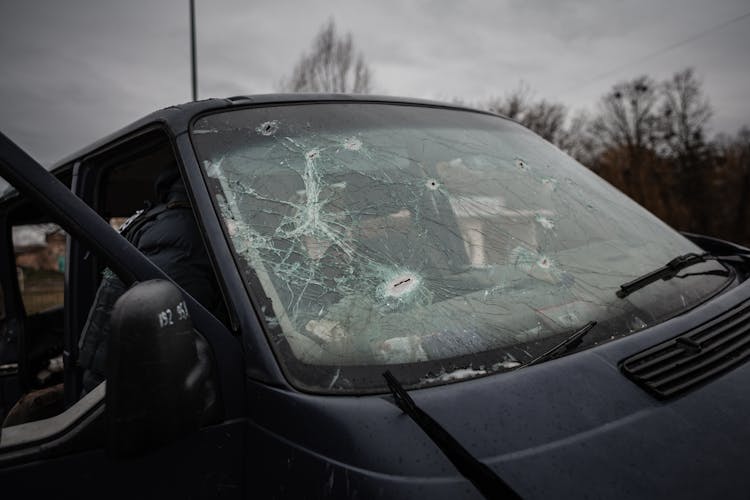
[0, 0, 748, 168]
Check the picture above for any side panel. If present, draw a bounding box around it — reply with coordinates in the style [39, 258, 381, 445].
[0, 419, 246, 498]
[246, 419, 479, 500]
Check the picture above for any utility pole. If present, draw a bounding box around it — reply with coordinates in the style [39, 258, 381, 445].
[190, 0, 197, 101]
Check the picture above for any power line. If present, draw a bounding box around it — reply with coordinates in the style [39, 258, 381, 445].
[561, 10, 750, 95]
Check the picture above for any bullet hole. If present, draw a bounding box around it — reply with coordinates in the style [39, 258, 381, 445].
[537, 256, 551, 269]
[382, 272, 420, 298]
[426, 178, 439, 190]
[256, 120, 279, 136]
[343, 137, 362, 151]
[535, 215, 554, 230]
[515, 158, 528, 170]
[306, 149, 320, 161]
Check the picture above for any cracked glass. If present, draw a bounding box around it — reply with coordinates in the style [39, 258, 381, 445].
[190, 103, 730, 393]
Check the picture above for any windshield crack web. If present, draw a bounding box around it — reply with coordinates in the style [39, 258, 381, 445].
[195, 105, 730, 390]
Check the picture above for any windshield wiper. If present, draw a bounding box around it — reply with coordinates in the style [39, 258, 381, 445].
[616, 252, 720, 299]
[521, 321, 597, 367]
[383, 370, 520, 500]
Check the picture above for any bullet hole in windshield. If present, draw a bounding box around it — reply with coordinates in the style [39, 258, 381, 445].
[536, 215, 554, 230]
[541, 177, 558, 191]
[257, 120, 280, 136]
[383, 273, 420, 298]
[342, 137, 362, 151]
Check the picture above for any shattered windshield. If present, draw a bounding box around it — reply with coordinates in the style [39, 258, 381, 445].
[191, 102, 730, 393]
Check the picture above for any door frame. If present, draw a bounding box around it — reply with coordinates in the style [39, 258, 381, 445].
[0, 130, 245, 444]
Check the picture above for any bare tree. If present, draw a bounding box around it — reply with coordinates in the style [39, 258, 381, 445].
[482, 84, 569, 146]
[523, 100, 567, 144]
[586, 76, 662, 206]
[653, 69, 713, 228]
[484, 84, 532, 121]
[280, 19, 372, 94]
[557, 111, 598, 167]
[591, 75, 660, 156]
[659, 68, 712, 162]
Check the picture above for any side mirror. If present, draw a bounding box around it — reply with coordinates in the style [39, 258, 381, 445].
[106, 279, 204, 457]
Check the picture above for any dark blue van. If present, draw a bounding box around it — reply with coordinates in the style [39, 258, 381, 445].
[1, 95, 749, 499]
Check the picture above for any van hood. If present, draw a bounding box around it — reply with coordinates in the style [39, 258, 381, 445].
[246, 278, 750, 498]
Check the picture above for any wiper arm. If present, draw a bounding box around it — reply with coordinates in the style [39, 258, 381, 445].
[616, 252, 715, 299]
[383, 370, 520, 500]
[521, 321, 597, 367]
[617, 248, 750, 299]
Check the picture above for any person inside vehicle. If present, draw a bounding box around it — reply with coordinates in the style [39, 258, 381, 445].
[1, 168, 222, 427]
[77, 167, 223, 394]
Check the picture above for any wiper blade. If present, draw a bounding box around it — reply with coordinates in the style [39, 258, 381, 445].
[383, 370, 520, 500]
[616, 252, 716, 299]
[522, 321, 597, 367]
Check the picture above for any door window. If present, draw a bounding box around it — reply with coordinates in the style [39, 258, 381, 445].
[12, 224, 66, 315]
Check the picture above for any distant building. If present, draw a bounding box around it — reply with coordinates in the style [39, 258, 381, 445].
[13, 225, 66, 272]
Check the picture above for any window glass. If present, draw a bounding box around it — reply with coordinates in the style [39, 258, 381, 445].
[12, 224, 66, 314]
[192, 103, 730, 392]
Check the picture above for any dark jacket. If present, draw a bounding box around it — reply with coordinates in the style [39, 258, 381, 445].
[78, 176, 220, 393]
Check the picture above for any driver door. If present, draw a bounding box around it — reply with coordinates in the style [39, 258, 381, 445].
[0, 131, 246, 498]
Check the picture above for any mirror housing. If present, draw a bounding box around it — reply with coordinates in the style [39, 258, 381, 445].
[106, 279, 203, 457]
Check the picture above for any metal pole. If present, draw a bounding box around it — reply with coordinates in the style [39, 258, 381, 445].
[190, 0, 197, 101]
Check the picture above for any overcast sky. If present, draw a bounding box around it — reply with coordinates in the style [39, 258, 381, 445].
[0, 0, 748, 167]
